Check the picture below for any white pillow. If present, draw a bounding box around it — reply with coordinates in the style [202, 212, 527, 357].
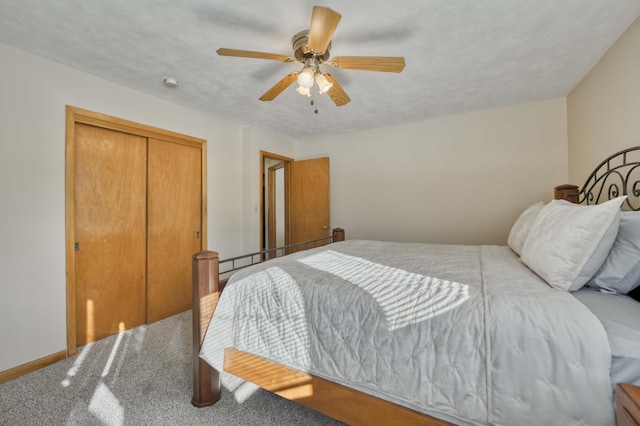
[507, 202, 544, 255]
[520, 196, 626, 291]
[588, 211, 640, 294]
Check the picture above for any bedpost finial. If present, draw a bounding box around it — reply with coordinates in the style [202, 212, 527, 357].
[554, 184, 579, 203]
[332, 228, 345, 242]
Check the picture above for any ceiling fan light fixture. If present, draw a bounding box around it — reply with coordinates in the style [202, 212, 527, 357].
[297, 67, 315, 89]
[315, 73, 333, 94]
[296, 85, 311, 97]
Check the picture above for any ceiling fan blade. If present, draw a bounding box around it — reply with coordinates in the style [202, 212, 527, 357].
[331, 56, 406, 73]
[217, 48, 295, 62]
[324, 74, 350, 106]
[259, 72, 299, 101]
[308, 6, 342, 55]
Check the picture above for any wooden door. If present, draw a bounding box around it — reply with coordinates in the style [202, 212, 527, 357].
[147, 138, 202, 323]
[74, 124, 147, 344]
[290, 157, 330, 247]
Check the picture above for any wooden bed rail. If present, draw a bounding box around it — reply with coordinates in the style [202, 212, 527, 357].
[191, 228, 345, 407]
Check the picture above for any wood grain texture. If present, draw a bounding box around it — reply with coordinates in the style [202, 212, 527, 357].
[66, 106, 208, 353]
[290, 157, 330, 249]
[617, 383, 640, 426]
[308, 6, 341, 54]
[191, 251, 221, 407]
[324, 74, 350, 106]
[68, 106, 205, 148]
[554, 184, 579, 203]
[331, 56, 406, 73]
[65, 106, 78, 356]
[217, 48, 295, 62]
[147, 139, 202, 323]
[224, 348, 452, 425]
[0, 351, 66, 384]
[74, 124, 147, 344]
[259, 73, 299, 101]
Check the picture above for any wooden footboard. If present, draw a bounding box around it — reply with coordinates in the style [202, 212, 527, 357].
[191, 227, 454, 424]
[191, 228, 346, 407]
[223, 348, 451, 425]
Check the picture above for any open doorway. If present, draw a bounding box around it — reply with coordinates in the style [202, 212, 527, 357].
[260, 151, 292, 258]
[260, 151, 331, 258]
[267, 162, 286, 252]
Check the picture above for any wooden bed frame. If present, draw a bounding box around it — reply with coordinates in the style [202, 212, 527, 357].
[191, 146, 640, 425]
[191, 228, 451, 425]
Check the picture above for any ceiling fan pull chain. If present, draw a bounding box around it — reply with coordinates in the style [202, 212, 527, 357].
[311, 81, 319, 114]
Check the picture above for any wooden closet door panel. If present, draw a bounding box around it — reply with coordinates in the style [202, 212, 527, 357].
[74, 124, 147, 344]
[147, 138, 202, 323]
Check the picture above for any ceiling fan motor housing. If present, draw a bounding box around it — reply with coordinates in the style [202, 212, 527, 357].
[292, 30, 331, 62]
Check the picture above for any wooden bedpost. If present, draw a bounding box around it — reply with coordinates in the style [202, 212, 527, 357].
[554, 184, 579, 203]
[191, 250, 221, 407]
[191, 229, 346, 407]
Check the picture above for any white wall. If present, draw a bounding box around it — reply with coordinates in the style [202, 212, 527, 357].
[567, 16, 640, 183]
[296, 98, 568, 245]
[0, 42, 286, 372]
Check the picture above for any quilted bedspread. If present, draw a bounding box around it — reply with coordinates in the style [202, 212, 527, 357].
[200, 240, 614, 425]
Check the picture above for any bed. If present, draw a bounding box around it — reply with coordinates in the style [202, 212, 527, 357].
[192, 147, 640, 425]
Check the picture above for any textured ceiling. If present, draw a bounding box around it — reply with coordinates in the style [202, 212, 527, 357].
[0, 1, 639, 139]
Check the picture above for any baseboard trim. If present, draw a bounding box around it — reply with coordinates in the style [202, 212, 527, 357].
[0, 350, 67, 384]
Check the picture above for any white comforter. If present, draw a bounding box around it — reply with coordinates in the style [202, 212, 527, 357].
[200, 240, 614, 425]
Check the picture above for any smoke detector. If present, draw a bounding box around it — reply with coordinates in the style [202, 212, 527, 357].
[163, 77, 179, 88]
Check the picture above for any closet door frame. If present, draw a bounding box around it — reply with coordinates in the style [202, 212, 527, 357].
[65, 105, 207, 356]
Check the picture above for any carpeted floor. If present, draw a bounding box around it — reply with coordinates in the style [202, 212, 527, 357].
[0, 311, 343, 425]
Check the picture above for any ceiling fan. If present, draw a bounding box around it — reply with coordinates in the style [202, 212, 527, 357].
[216, 5, 406, 108]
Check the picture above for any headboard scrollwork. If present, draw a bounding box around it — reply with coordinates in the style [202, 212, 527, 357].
[554, 147, 640, 302]
[575, 146, 640, 211]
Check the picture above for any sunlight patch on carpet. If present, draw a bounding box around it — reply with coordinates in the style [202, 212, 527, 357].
[221, 373, 260, 404]
[88, 382, 124, 425]
[61, 342, 94, 388]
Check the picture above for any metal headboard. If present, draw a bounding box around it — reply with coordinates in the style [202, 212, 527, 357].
[578, 146, 640, 211]
[576, 146, 640, 302]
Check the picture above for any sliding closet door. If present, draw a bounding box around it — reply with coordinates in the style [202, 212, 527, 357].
[67, 106, 207, 353]
[146, 138, 202, 323]
[74, 124, 147, 344]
